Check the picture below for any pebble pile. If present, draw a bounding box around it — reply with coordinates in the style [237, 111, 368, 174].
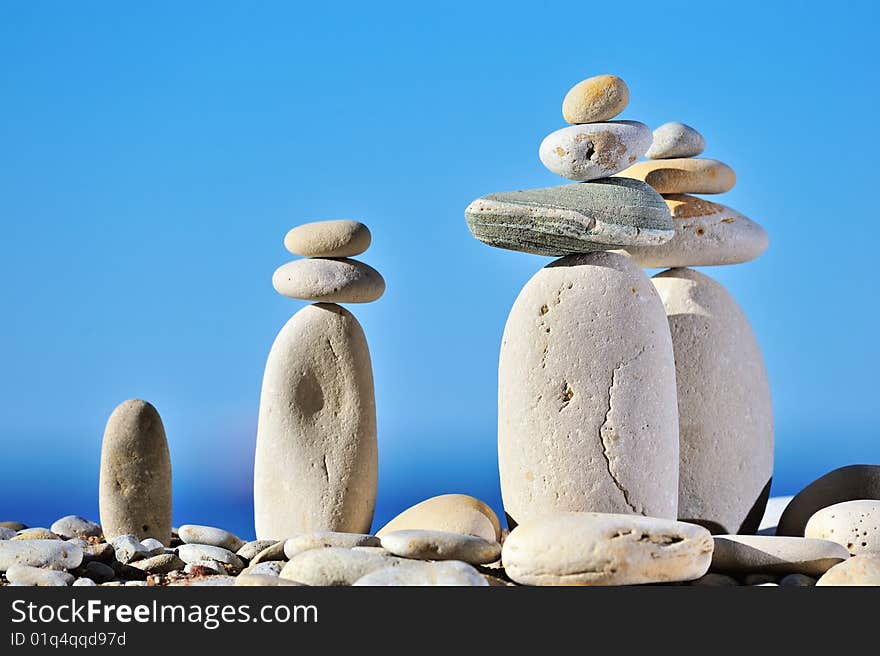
[2, 74, 878, 587]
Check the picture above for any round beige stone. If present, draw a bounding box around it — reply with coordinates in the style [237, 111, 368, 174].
[710, 535, 850, 576]
[562, 74, 630, 124]
[501, 512, 713, 586]
[498, 251, 680, 527]
[652, 268, 773, 535]
[625, 195, 769, 268]
[379, 529, 501, 564]
[254, 303, 378, 540]
[617, 158, 736, 194]
[272, 258, 385, 303]
[284, 220, 371, 258]
[99, 400, 172, 544]
[376, 494, 501, 542]
[805, 500, 880, 555]
[816, 554, 880, 586]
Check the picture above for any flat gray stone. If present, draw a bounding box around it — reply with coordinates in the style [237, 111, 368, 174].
[6, 564, 74, 586]
[0, 540, 83, 571]
[129, 553, 185, 575]
[178, 525, 244, 552]
[50, 516, 102, 540]
[646, 122, 706, 159]
[464, 178, 673, 256]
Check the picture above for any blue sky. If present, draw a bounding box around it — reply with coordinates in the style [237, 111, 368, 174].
[1, 1, 878, 537]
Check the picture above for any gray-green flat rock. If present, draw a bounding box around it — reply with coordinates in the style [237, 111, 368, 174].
[464, 178, 673, 256]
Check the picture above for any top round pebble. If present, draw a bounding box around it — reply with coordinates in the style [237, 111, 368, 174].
[284, 220, 371, 258]
[562, 74, 630, 124]
[646, 122, 706, 159]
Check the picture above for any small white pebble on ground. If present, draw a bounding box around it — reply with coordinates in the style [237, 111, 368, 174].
[178, 525, 244, 552]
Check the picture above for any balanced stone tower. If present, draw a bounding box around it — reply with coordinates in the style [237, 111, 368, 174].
[466, 75, 681, 528]
[618, 123, 773, 534]
[254, 220, 383, 540]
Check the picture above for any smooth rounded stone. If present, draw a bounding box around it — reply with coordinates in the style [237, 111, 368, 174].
[185, 560, 226, 576]
[170, 576, 237, 587]
[13, 528, 59, 540]
[49, 516, 102, 540]
[83, 561, 116, 583]
[744, 573, 778, 585]
[777, 466, 880, 537]
[816, 554, 880, 586]
[380, 530, 500, 564]
[178, 525, 244, 552]
[129, 553, 185, 575]
[354, 560, 488, 587]
[139, 538, 165, 554]
[652, 268, 773, 535]
[646, 122, 706, 159]
[250, 541, 287, 565]
[539, 121, 652, 182]
[804, 500, 880, 555]
[617, 158, 736, 194]
[562, 74, 630, 124]
[710, 535, 850, 576]
[0, 521, 27, 531]
[177, 544, 244, 571]
[376, 494, 502, 542]
[779, 573, 817, 587]
[465, 178, 674, 257]
[255, 303, 378, 540]
[0, 528, 16, 540]
[6, 564, 74, 587]
[99, 399, 172, 544]
[499, 252, 679, 526]
[280, 547, 399, 586]
[284, 220, 371, 258]
[80, 541, 115, 563]
[73, 577, 97, 587]
[236, 574, 305, 587]
[237, 540, 277, 561]
[110, 535, 149, 564]
[0, 540, 83, 571]
[272, 258, 385, 303]
[625, 195, 768, 268]
[689, 573, 739, 586]
[241, 561, 284, 577]
[283, 532, 380, 560]
[502, 513, 713, 586]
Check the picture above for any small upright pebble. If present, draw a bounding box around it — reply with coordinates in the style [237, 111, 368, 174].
[538, 121, 652, 181]
[99, 399, 172, 544]
[376, 494, 502, 542]
[711, 535, 849, 576]
[354, 560, 488, 587]
[284, 220, 372, 258]
[110, 535, 149, 564]
[618, 158, 736, 194]
[283, 532, 380, 560]
[777, 465, 880, 536]
[646, 122, 706, 159]
[804, 500, 880, 555]
[13, 528, 58, 540]
[816, 554, 880, 586]
[272, 258, 385, 303]
[6, 564, 74, 587]
[178, 525, 244, 552]
[50, 516, 102, 540]
[562, 74, 630, 124]
[501, 513, 713, 586]
[379, 530, 501, 565]
[0, 540, 83, 570]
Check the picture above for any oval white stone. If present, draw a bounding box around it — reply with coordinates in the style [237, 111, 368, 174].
[653, 268, 773, 534]
[805, 500, 880, 555]
[254, 303, 378, 540]
[498, 251, 680, 526]
[539, 121, 652, 181]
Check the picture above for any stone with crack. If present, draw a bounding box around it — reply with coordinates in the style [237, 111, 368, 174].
[502, 512, 713, 586]
[498, 251, 679, 527]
